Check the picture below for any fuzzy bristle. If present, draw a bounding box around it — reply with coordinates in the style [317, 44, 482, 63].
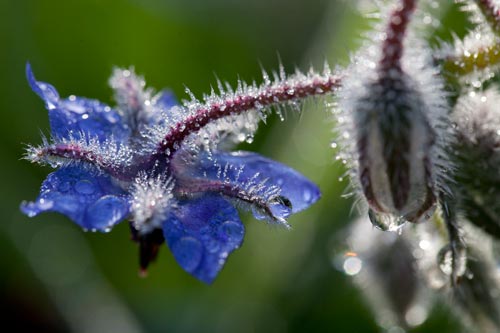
[131, 173, 175, 234]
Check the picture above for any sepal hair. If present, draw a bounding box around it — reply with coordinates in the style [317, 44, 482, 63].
[131, 172, 176, 235]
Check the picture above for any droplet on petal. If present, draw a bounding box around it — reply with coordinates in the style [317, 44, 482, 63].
[171, 236, 203, 273]
[219, 220, 244, 244]
[75, 179, 95, 195]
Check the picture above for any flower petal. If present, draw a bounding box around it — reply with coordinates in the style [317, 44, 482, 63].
[163, 193, 244, 284]
[190, 151, 321, 215]
[155, 89, 177, 111]
[26, 63, 130, 142]
[21, 166, 130, 231]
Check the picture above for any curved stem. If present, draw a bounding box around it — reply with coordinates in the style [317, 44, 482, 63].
[175, 177, 288, 226]
[155, 71, 342, 159]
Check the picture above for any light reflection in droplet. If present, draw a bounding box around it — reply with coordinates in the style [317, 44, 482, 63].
[343, 256, 363, 276]
[405, 304, 428, 327]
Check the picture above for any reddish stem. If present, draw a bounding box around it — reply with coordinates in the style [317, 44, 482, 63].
[156, 73, 342, 159]
[379, 0, 417, 71]
[37, 144, 130, 180]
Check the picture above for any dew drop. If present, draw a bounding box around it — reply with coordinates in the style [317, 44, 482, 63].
[343, 256, 363, 276]
[37, 198, 55, 210]
[104, 111, 120, 124]
[205, 239, 220, 253]
[171, 236, 203, 273]
[437, 243, 467, 277]
[75, 180, 95, 195]
[58, 181, 71, 193]
[85, 195, 126, 229]
[368, 209, 406, 232]
[251, 207, 267, 221]
[303, 189, 312, 203]
[220, 221, 244, 243]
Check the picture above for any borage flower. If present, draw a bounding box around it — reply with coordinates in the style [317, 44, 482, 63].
[21, 64, 326, 283]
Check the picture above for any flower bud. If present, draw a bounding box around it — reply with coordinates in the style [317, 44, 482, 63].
[451, 88, 500, 239]
[350, 71, 438, 230]
[336, 1, 448, 231]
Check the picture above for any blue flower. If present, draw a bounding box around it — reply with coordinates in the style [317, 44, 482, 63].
[21, 64, 320, 283]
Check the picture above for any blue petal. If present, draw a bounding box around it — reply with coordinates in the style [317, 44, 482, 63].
[21, 166, 130, 231]
[163, 194, 244, 284]
[26, 63, 60, 109]
[155, 89, 177, 111]
[192, 151, 321, 215]
[26, 63, 130, 142]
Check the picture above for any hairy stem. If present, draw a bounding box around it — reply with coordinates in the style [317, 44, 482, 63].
[155, 71, 342, 159]
[175, 177, 288, 225]
[30, 143, 130, 180]
[379, 0, 417, 71]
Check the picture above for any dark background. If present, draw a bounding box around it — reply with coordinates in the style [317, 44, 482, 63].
[0, 1, 470, 332]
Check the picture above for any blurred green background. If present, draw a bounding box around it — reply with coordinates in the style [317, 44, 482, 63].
[0, 1, 469, 332]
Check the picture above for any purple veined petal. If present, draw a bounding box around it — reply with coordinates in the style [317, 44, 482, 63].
[26, 63, 131, 142]
[21, 166, 130, 232]
[187, 151, 321, 215]
[163, 193, 244, 284]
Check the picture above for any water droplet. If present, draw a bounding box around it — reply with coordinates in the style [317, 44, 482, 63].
[104, 111, 120, 124]
[205, 239, 220, 253]
[75, 180, 95, 195]
[438, 243, 467, 277]
[36, 198, 54, 210]
[368, 209, 406, 232]
[251, 206, 267, 221]
[303, 189, 312, 203]
[171, 236, 203, 273]
[405, 304, 428, 327]
[343, 256, 363, 276]
[85, 195, 127, 229]
[58, 181, 71, 193]
[219, 221, 244, 243]
[268, 196, 292, 219]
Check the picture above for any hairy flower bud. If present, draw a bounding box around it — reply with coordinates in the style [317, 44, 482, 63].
[452, 88, 500, 238]
[337, 1, 448, 231]
[356, 72, 437, 230]
[336, 218, 428, 330]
